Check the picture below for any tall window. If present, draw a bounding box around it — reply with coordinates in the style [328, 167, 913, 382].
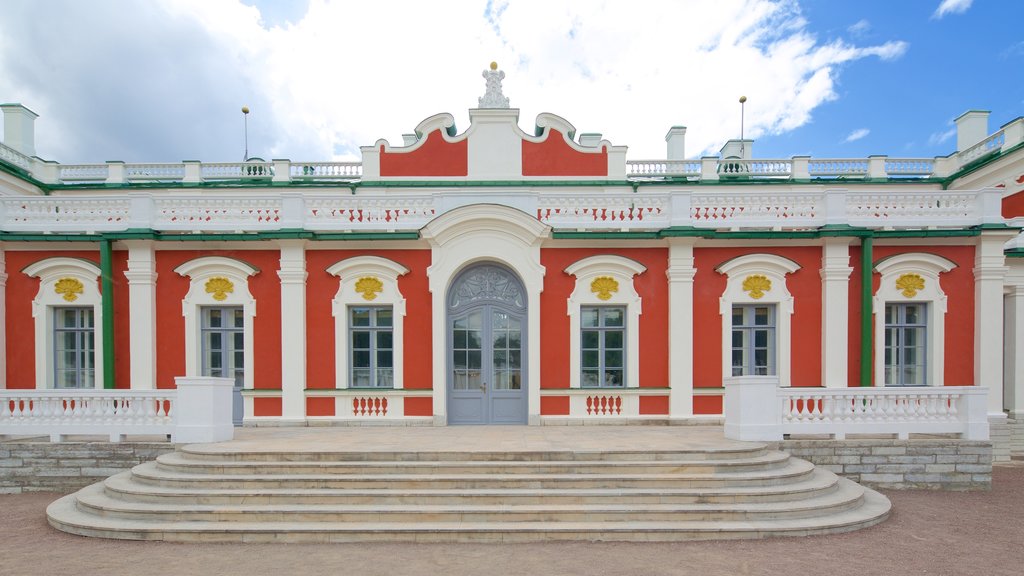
[350, 307, 394, 388]
[53, 307, 95, 389]
[201, 307, 244, 387]
[581, 306, 625, 388]
[884, 303, 927, 386]
[731, 304, 776, 376]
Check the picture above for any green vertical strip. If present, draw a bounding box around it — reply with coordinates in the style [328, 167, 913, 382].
[100, 239, 115, 389]
[859, 235, 873, 387]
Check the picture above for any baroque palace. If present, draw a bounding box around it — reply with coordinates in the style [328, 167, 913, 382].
[1, 68, 1023, 446]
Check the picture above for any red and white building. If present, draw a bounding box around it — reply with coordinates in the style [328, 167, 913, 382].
[1, 71, 1023, 448]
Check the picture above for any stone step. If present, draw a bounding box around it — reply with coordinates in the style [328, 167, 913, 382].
[177, 446, 770, 463]
[127, 458, 817, 490]
[74, 481, 865, 523]
[102, 468, 842, 506]
[154, 450, 793, 476]
[47, 486, 892, 543]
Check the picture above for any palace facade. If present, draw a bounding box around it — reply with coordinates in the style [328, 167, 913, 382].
[2, 76, 1023, 436]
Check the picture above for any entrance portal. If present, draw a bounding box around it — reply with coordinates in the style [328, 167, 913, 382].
[447, 264, 528, 424]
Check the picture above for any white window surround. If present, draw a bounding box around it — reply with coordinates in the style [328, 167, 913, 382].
[174, 257, 258, 391]
[716, 254, 801, 388]
[23, 257, 104, 390]
[873, 252, 956, 388]
[565, 255, 646, 389]
[326, 256, 409, 390]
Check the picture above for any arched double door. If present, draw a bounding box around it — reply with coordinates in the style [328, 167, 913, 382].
[447, 264, 528, 424]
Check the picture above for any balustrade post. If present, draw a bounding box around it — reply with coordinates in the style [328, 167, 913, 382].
[105, 161, 126, 185]
[272, 159, 291, 184]
[32, 159, 60, 184]
[975, 187, 1004, 224]
[723, 375, 782, 441]
[932, 154, 956, 178]
[961, 388, 990, 440]
[280, 192, 305, 229]
[700, 157, 719, 182]
[1001, 118, 1024, 153]
[791, 156, 810, 180]
[182, 161, 202, 185]
[867, 155, 887, 179]
[173, 376, 235, 443]
[127, 193, 155, 229]
[822, 188, 847, 227]
[669, 190, 692, 227]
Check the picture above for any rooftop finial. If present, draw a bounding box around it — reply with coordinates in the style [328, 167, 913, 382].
[479, 62, 510, 109]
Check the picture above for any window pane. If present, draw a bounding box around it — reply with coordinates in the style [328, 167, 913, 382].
[509, 331, 521, 349]
[493, 350, 507, 368]
[454, 351, 467, 369]
[582, 350, 599, 368]
[604, 330, 623, 349]
[352, 331, 370, 349]
[604, 350, 623, 369]
[884, 304, 894, 324]
[581, 307, 599, 328]
[351, 369, 371, 388]
[377, 350, 393, 369]
[604, 370, 624, 387]
[375, 308, 393, 327]
[581, 370, 600, 387]
[905, 305, 921, 324]
[603, 308, 624, 327]
[454, 330, 467, 349]
[468, 350, 481, 369]
[353, 351, 370, 368]
[376, 368, 393, 388]
[754, 307, 770, 326]
[754, 329, 768, 348]
[581, 330, 599, 349]
[377, 331, 393, 350]
[509, 350, 521, 369]
[207, 308, 222, 328]
[732, 307, 744, 326]
[350, 308, 370, 327]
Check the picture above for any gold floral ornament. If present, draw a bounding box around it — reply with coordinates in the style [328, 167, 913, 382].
[590, 276, 619, 301]
[205, 277, 234, 301]
[742, 274, 772, 299]
[355, 277, 384, 301]
[54, 277, 84, 302]
[896, 273, 925, 298]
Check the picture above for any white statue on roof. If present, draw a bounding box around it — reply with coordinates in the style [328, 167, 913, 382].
[479, 62, 510, 109]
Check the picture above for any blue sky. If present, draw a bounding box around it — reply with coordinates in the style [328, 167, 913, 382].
[0, 0, 1020, 163]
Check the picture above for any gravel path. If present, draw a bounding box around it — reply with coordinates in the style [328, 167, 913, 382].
[2, 465, 1022, 576]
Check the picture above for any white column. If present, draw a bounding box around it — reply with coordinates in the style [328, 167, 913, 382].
[820, 238, 853, 388]
[667, 238, 697, 417]
[124, 241, 157, 389]
[278, 240, 307, 420]
[0, 244, 6, 389]
[1005, 285, 1024, 418]
[975, 232, 1011, 417]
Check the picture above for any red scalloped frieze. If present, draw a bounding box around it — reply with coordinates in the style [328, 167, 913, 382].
[379, 129, 468, 177]
[522, 129, 608, 177]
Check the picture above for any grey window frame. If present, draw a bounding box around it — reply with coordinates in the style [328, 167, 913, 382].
[349, 306, 394, 389]
[731, 304, 776, 376]
[580, 305, 626, 388]
[53, 306, 95, 389]
[200, 306, 245, 387]
[884, 302, 928, 386]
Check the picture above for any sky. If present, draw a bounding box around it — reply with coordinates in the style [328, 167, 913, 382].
[0, 0, 1021, 164]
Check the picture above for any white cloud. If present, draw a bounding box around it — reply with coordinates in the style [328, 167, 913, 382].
[928, 126, 956, 146]
[933, 0, 972, 19]
[844, 128, 869, 143]
[0, 0, 913, 161]
[848, 19, 870, 36]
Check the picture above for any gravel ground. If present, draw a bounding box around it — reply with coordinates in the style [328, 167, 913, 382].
[2, 465, 1023, 576]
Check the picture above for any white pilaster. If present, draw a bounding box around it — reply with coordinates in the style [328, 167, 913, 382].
[974, 232, 1012, 416]
[278, 240, 307, 420]
[0, 244, 6, 389]
[667, 239, 696, 416]
[820, 238, 853, 388]
[124, 241, 157, 389]
[1005, 284, 1024, 418]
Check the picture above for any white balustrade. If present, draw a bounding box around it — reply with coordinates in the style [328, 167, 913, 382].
[305, 195, 436, 231]
[0, 389, 175, 442]
[846, 191, 976, 227]
[1, 196, 132, 232]
[717, 159, 792, 178]
[153, 196, 283, 231]
[59, 164, 110, 182]
[723, 376, 989, 441]
[124, 163, 187, 181]
[626, 160, 701, 177]
[0, 142, 33, 171]
[807, 159, 869, 177]
[958, 130, 1005, 166]
[884, 158, 934, 176]
[691, 191, 820, 229]
[537, 193, 670, 230]
[200, 162, 275, 180]
[290, 162, 362, 179]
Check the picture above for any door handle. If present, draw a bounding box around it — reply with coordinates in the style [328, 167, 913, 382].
[479, 382, 487, 392]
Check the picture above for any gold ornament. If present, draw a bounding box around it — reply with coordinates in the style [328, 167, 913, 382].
[205, 277, 234, 301]
[355, 277, 384, 301]
[590, 276, 619, 301]
[742, 274, 772, 299]
[895, 273, 925, 298]
[54, 277, 84, 302]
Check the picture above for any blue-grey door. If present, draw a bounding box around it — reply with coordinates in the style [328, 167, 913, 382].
[447, 265, 527, 425]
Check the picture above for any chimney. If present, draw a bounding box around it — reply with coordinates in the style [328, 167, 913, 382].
[1, 103, 38, 157]
[720, 139, 753, 160]
[402, 133, 418, 146]
[578, 133, 602, 147]
[955, 110, 989, 152]
[665, 126, 686, 160]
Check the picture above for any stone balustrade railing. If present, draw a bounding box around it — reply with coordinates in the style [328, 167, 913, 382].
[2, 118, 1018, 187]
[0, 187, 1003, 234]
[0, 377, 234, 443]
[723, 376, 990, 441]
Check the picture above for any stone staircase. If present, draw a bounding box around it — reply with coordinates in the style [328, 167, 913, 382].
[47, 440, 890, 542]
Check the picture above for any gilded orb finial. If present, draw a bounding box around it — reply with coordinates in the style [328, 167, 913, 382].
[490, 61, 498, 70]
